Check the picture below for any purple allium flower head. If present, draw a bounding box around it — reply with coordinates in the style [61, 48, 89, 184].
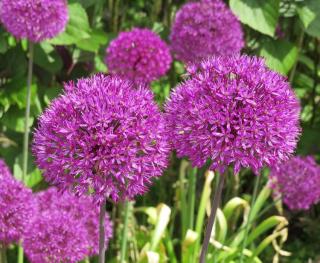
[23, 210, 88, 263]
[0, 0, 68, 42]
[165, 55, 301, 175]
[0, 160, 35, 245]
[170, 0, 244, 64]
[269, 156, 320, 210]
[34, 188, 113, 256]
[105, 28, 172, 84]
[33, 74, 169, 203]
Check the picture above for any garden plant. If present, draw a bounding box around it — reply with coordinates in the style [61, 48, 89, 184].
[0, 0, 320, 262]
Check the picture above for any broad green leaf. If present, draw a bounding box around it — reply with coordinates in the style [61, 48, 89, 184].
[48, 3, 91, 45]
[297, 0, 320, 37]
[229, 0, 280, 36]
[34, 43, 63, 73]
[76, 29, 108, 53]
[1, 107, 34, 132]
[260, 39, 298, 75]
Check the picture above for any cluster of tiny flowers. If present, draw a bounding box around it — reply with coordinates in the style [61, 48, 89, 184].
[23, 188, 112, 262]
[269, 156, 320, 210]
[33, 74, 169, 203]
[165, 55, 300, 174]
[0, 160, 35, 245]
[0, 0, 68, 42]
[105, 28, 172, 84]
[170, 0, 244, 64]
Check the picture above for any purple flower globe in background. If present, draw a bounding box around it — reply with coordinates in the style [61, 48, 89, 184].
[0, 0, 68, 42]
[105, 28, 172, 84]
[23, 188, 113, 262]
[170, 0, 244, 64]
[33, 74, 169, 203]
[0, 160, 35, 245]
[269, 156, 320, 210]
[165, 55, 300, 175]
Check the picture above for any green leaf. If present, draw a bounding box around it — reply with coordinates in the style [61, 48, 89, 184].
[259, 39, 298, 75]
[48, 3, 91, 45]
[229, 0, 280, 36]
[34, 43, 63, 73]
[1, 107, 34, 132]
[75, 29, 108, 53]
[297, 0, 320, 37]
[26, 168, 43, 188]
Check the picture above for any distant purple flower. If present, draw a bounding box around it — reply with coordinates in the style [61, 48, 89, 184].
[269, 156, 320, 210]
[0, 160, 35, 245]
[105, 28, 172, 84]
[35, 188, 113, 256]
[24, 210, 88, 263]
[165, 55, 300, 174]
[33, 74, 169, 203]
[170, 0, 244, 64]
[0, 0, 68, 42]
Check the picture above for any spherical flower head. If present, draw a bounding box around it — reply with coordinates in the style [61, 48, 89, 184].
[0, 0, 68, 42]
[105, 28, 172, 84]
[23, 210, 88, 263]
[0, 160, 35, 245]
[33, 74, 169, 203]
[269, 156, 320, 210]
[35, 188, 113, 256]
[170, 0, 244, 64]
[165, 55, 301, 175]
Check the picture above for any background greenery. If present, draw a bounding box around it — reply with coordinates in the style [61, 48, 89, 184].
[0, 0, 320, 262]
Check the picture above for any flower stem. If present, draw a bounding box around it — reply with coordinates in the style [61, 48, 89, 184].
[199, 172, 225, 263]
[18, 41, 34, 263]
[120, 201, 130, 263]
[187, 167, 197, 230]
[99, 198, 106, 263]
[1, 244, 7, 263]
[22, 41, 34, 183]
[239, 174, 261, 263]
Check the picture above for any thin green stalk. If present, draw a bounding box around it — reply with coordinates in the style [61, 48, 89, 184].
[22, 41, 34, 183]
[192, 171, 214, 263]
[199, 172, 226, 263]
[99, 199, 107, 263]
[187, 167, 197, 230]
[239, 175, 262, 263]
[179, 160, 189, 240]
[1, 244, 7, 263]
[18, 41, 34, 263]
[120, 201, 131, 263]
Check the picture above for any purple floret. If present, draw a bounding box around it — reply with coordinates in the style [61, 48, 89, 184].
[33, 74, 169, 203]
[170, 0, 244, 64]
[165, 55, 301, 175]
[105, 28, 172, 84]
[0, 0, 68, 42]
[0, 160, 36, 245]
[269, 156, 320, 210]
[35, 188, 113, 256]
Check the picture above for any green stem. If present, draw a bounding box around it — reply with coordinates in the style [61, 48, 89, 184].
[179, 160, 188, 240]
[98, 199, 106, 263]
[187, 167, 197, 230]
[1, 244, 7, 263]
[199, 172, 226, 263]
[239, 175, 261, 263]
[22, 41, 34, 184]
[17, 241, 23, 263]
[120, 201, 130, 263]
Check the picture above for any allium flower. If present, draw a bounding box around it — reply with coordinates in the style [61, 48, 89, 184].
[33, 74, 169, 203]
[23, 210, 88, 263]
[0, 160, 35, 245]
[269, 156, 320, 210]
[165, 55, 300, 174]
[35, 188, 113, 256]
[105, 28, 172, 84]
[170, 0, 244, 64]
[0, 0, 68, 42]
